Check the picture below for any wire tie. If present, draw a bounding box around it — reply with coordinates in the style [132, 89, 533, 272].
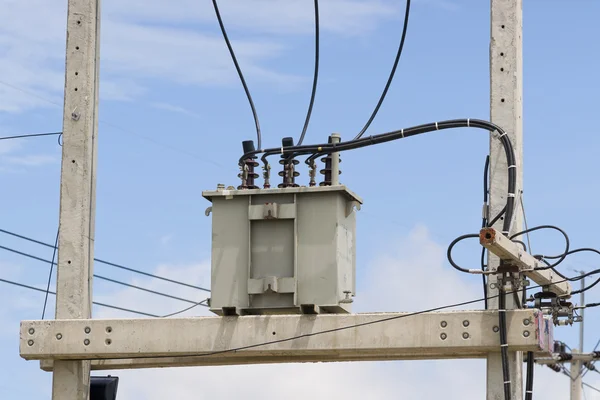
[401, 129, 404, 138]
[369, 135, 375, 144]
[467, 118, 470, 127]
[504, 381, 511, 384]
[435, 122, 439, 130]
[498, 309, 506, 312]
[499, 131, 508, 138]
[507, 165, 517, 169]
[525, 391, 533, 394]
[280, 147, 284, 155]
[507, 193, 515, 197]
[501, 344, 509, 347]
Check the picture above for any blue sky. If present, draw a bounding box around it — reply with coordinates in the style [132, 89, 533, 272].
[1, 0, 599, 398]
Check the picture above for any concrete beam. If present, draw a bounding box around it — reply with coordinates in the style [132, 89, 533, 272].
[22, 310, 552, 370]
[480, 227, 571, 297]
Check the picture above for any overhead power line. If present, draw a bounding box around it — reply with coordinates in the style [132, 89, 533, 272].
[0, 80, 222, 167]
[0, 132, 62, 141]
[41, 229, 59, 319]
[0, 277, 208, 318]
[0, 228, 210, 292]
[583, 338, 600, 378]
[561, 368, 600, 394]
[0, 277, 159, 318]
[0, 244, 207, 306]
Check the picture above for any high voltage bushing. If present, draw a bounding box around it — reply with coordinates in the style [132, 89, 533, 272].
[238, 140, 259, 189]
[320, 134, 342, 186]
[278, 137, 300, 188]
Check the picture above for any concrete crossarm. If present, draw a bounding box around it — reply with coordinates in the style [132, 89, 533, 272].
[535, 352, 600, 365]
[22, 310, 552, 370]
[480, 227, 571, 297]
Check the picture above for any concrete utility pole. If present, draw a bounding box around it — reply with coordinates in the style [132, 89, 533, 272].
[487, 0, 524, 399]
[51, 0, 101, 399]
[572, 272, 586, 400]
[570, 350, 583, 400]
[579, 272, 585, 353]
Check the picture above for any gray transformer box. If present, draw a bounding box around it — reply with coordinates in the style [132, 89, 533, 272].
[203, 185, 362, 315]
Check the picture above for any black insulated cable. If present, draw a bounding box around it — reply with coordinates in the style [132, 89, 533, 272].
[487, 206, 507, 228]
[536, 247, 600, 294]
[211, 0, 262, 150]
[0, 228, 210, 292]
[0, 277, 160, 317]
[297, 0, 319, 146]
[525, 351, 535, 400]
[573, 277, 600, 295]
[481, 155, 490, 309]
[510, 225, 570, 270]
[447, 234, 480, 274]
[0, 132, 62, 141]
[41, 229, 59, 319]
[245, 118, 517, 234]
[498, 284, 511, 400]
[0, 244, 206, 305]
[354, 0, 412, 140]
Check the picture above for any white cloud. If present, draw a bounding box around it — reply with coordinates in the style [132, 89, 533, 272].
[0, 0, 405, 113]
[105, 0, 399, 36]
[158, 234, 175, 245]
[4, 155, 56, 167]
[0, 140, 20, 155]
[0, 137, 56, 171]
[357, 224, 480, 312]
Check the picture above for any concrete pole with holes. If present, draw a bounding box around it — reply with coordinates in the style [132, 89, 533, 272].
[487, 0, 524, 399]
[579, 273, 585, 352]
[571, 350, 583, 400]
[50, 0, 101, 398]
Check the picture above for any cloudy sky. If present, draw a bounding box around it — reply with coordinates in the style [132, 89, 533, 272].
[1, 0, 600, 398]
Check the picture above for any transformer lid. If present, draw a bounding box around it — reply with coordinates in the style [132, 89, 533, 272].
[202, 185, 362, 204]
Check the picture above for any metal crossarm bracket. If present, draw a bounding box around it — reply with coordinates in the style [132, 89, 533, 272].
[480, 228, 571, 297]
[22, 309, 552, 371]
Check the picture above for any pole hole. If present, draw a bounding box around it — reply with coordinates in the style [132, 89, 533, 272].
[67, 260, 71, 264]
[272, 331, 276, 335]
[74, 88, 78, 91]
[500, 68, 504, 72]
[72, 160, 76, 163]
[501, 98, 505, 103]
[105, 339, 112, 345]
[500, 52, 505, 56]
[75, 46, 80, 50]
[75, 72, 79, 76]
[77, 21, 81, 25]
[106, 326, 112, 333]
[501, 25, 505, 29]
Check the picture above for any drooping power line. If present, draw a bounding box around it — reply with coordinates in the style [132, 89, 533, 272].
[0, 244, 207, 306]
[0, 228, 210, 292]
